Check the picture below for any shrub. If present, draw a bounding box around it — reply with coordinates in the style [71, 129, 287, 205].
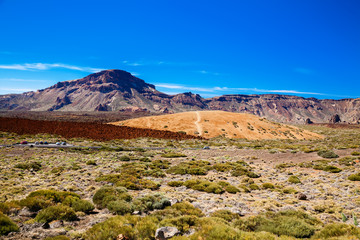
[323, 165, 342, 173]
[338, 156, 357, 166]
[44, 236, 70, 240]
[93, 186, 131, 209]
[191, 217, 242, 240]
[351, 151, 360, 156]
[249, 184, 260, 190]
[133, 194, 171, 213]
[86, 160, 97, 165]
[107, 200, 134, 215]
[288, 176, 301, 184]
[119, 155, 131, 161]
[27, 189, 80, 203]
[160, 215, 199, 233]
[168, 181, 184, 187]
[14, 161, 42, 171]
[0, 212, 19, 235]
[84, 215, 158, 240]
[20, 189, 80, 211]
[70, 199, 95, 213]
[317, 150, 339, 158]
[234, 210, 319, 238]
[210, 210, 240, 222]
[35, 204, 77, 223]
[348, 173, 360, 181]
[183, 180, 225, 194]
[262, 183, 275, 189]
[225, 185, 240, 194]
[167, 160, 211, 175]
[313, 223, 360, 239]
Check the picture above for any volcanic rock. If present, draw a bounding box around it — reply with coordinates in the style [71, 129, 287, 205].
[329, 114, 341, 124]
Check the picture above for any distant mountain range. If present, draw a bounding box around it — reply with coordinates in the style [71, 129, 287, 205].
[1, 69, 359, 124]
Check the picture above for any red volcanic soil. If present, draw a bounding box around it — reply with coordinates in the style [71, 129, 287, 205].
[0, 117, 201, 141]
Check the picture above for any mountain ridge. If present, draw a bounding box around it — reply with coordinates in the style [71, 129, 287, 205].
[1, 69, 359, 124]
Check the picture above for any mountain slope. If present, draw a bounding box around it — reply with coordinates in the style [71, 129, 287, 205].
[1, 69, 359, 124]
[111, 111, 323, 140]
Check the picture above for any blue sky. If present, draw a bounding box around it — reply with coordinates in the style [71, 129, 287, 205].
[0, 0, 359, 99]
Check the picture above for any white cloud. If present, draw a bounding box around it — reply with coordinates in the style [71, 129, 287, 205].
[155, 83, 215, 92]
[198, 70, 220, 76]
[0, 63, 103, 72]
[155, 83, 326, 96]
[0, 78, 48, 82]
[0, 87, 36, 93]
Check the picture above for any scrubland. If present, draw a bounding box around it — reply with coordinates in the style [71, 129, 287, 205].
[1, 124, 360, 239]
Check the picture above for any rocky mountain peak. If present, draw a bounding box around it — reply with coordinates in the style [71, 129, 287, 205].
[49, 69, 156, 93]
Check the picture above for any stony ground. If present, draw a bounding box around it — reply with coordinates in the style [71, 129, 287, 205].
[1, 125, 360, 239]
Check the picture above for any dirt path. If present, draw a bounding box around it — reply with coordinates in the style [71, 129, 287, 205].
[195, 111, 203, 136]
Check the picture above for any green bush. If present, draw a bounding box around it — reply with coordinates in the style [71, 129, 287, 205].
[70, 199, 95, 213]
[183, 180, 225, 194]
[107, 200, 134, 215]
[323, 165, 342, 173]
[351, 151, 360, 156]
[249, 184, 260, 190]
[225, 185, 240, 194]
[14, 161, 42, 171]
[338, 156, 357, 166]
[262, 183, 275, 189]
[93, 186, 131, 209]
[168, 181, 184, 187]
[20, 189, 80, 212]
[119, 155, 131, 161]
[288, 176, 301, 184]
[313, 223, 360, 239]
[210, 210, 240, 222]
[133, 194, 170, 213]
[84, 215, 158, 240]
[35, 204, 77, 223]
[0, 212, 19, 236]
[167, 160, 211, 175]
[86, 160, 97, 165]
[234, 210, 320, 238]
[317, 150, 339, 158]
[44, 236, 70, 240]
[160, 215, 199, 233]
[190, 217, 241, 240]
[348, 173, 360, 181]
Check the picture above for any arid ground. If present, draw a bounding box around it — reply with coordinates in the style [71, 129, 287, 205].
[1, 115, 360, 240]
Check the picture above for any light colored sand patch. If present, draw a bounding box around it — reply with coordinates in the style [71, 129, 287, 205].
[195, 111, 203, 136]
[110, 110, 323, 140]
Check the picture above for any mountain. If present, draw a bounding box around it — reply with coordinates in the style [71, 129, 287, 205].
[1, 69, 359, 124]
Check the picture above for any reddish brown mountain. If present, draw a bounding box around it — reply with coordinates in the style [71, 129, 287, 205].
[0, 69, 359, 124]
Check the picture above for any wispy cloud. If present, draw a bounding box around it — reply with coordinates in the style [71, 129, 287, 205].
[155, 83, 215, 92]
[0, 87, 36, 93]
[0, 78, 48, 82]
[155, 83, 325, 96]
[197, 70, 220, 76]
[294, 67, 313, 75]
[0, 63, 103, 72]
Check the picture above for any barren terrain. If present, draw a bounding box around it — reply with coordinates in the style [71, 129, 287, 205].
[111, 111, 323, 140]
[1, 117, 360, 239]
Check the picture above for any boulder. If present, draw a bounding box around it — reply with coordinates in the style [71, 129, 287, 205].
[297, 193, 307, 200]
[305, 118, 313, 124]
[155, 226, 180, 240]
[329, 114, 341, 124]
